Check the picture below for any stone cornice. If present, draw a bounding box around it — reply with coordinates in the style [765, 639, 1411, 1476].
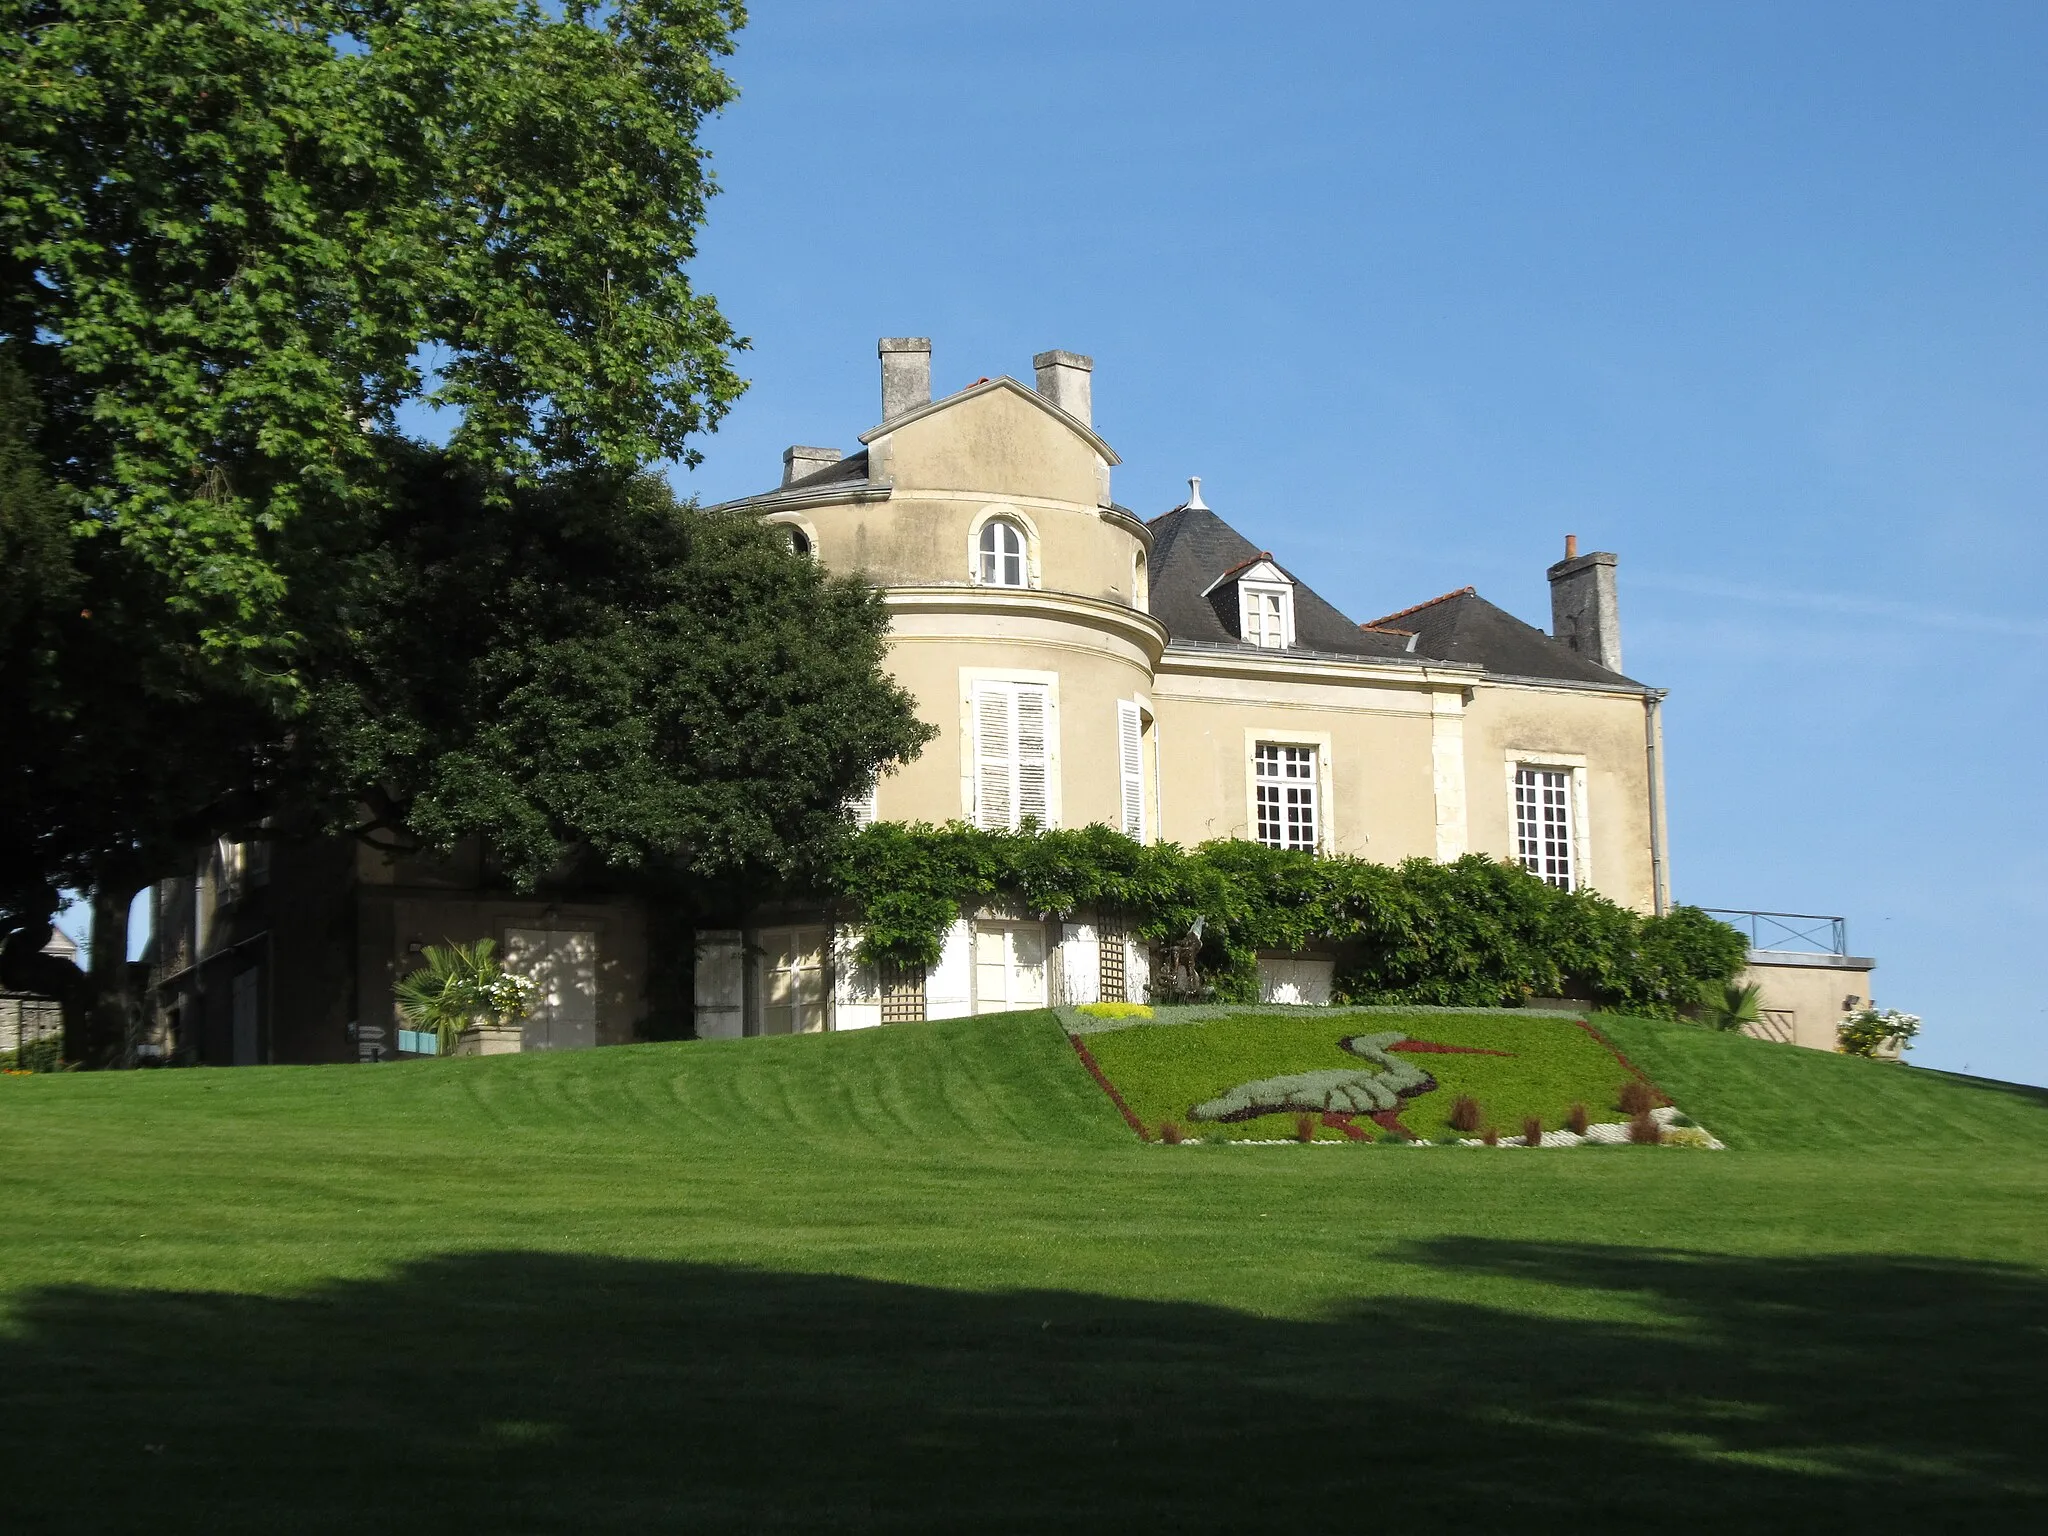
[883, 586, 1168, 662]
[1157, 642, 1480, 691]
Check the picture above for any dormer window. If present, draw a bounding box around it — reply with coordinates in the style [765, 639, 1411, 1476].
[1203, 554, 1296, 648]
[1242, 585, 1289, 648]
[979, 518, 1027, 587]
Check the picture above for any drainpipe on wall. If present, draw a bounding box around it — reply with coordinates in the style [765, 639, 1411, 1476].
[1644, 691, 1669, 916]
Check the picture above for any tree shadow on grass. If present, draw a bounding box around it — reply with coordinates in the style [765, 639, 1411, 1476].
[2, 1241, 2040, 1532]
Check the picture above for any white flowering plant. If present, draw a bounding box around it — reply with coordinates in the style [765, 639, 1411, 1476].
[393, 940, 541, 1054]
[1838, 1007, 1920, 1059]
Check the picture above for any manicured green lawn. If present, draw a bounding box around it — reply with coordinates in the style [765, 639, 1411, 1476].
[1078, 1007, 1668, 1139]
[1, 1010, 2043, 1530]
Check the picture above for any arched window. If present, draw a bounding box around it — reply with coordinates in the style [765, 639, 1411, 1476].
[978, 518, 1027, 587]
[784, 525, 811, 558]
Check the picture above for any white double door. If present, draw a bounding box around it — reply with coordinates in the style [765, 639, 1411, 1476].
[504, 929, 599, 1051]
[759, 926, 828, 1035]
[974, 922, 1047, 1013]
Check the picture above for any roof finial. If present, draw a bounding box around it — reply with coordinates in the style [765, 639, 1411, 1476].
[1185, 475, 1207, 511]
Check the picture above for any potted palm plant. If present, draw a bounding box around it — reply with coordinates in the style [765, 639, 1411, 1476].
[392, 940, 539, 1057]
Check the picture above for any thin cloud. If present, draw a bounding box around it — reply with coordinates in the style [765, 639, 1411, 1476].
[1632, 573, 2048, 640]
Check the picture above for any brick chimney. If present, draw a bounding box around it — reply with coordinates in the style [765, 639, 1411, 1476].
[1032, 349, 1093, 427]
[781, 446, 842, 486]
[878, 337, 931, 421]
[1547, 535, 1622, 672]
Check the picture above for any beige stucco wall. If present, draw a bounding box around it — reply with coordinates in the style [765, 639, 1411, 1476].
[1461, 682, 1661, 911]
[875, 593, 1161, 832]
[778, 385, 1148, 607]
[1737, 954, 1877, 1052]
[1149, 656, 1452, 857]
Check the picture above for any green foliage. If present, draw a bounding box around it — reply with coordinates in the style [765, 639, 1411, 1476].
[0, 1034, 64, 1073]
[1698, 980, 1763, 1032]
[1838, 1008, 1921, 1059]
[298, 452, 933, 889]
[1, 0, 748, 660]
[832, 824, 1746, 1016]
[1076, 1002, 1153, 1020]
[392, 939, 538, 1053]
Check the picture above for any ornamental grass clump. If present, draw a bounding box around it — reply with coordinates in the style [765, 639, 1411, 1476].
[1618, 1078, 1657, 1117]
[1295, 1115, 1316, 1144]
[1159, 1122, 1183, 1145]
[1566, 1102, 1590, 1136]
[1522, 1116, 1544, 1147]
[1449, 1095, 1484, 1133]
[1627, 1109, 1662, 1145]
[1481, 1125, 1501, 1146]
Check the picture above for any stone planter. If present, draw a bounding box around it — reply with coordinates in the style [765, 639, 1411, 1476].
[452, 1024, 526, 1057]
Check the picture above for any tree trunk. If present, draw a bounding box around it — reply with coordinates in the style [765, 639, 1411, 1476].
[75, 879, 143, 1068]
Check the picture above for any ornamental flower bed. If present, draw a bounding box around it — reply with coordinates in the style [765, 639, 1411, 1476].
[1063, 1005, 1718, 1147]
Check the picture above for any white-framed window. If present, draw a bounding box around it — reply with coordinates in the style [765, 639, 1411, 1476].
[1241, 584, 1290, 648]
[973, 681, 1052, 830]
[1117, 699, 1145, 842]
[1254, 743, 1318, 850]
[974, 922, 1047, 1013]
[847, 783, 879, 828]
[1513, 766, 1574, 889]
[978, 518, 1028, 587]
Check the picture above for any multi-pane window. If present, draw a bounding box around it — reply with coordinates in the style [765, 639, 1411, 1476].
[1254, 744, 1318, 851]
[1240, 585, 1288, 648]
[1513, 766, 1574, 888]
[974, 681, 1052, 830]
[978, 518, 1027, 587]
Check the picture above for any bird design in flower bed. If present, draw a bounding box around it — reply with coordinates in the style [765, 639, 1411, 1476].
[1188, 1032, 1437, 1123]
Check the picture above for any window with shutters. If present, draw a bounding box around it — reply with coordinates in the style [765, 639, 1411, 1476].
[973, 681, 1053, 830]
[977, 518, 1028, 587]
[1117, 699, 1145, 842]
[1254, 744, 1318, 851]
[847, 783, 879, 828]
[1513, 766, 1575, 889]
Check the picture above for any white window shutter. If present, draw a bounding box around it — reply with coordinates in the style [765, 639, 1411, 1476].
[1014, 685, 1049, 827]
[1117, 700, 1145, 841]
[975, 684, 1014, 830]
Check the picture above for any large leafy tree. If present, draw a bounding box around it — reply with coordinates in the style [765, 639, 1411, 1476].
[2, 0, 748, 659]
[0, 3, 937, 1064]
[297, 449, 934, 896]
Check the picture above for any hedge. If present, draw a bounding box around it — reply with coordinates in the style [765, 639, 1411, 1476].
[829, 823, 1745, 1017]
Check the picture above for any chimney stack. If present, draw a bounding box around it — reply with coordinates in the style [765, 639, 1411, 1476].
[1547, 537, 1622, 673]
[878, 337, 931, 421]
[1032, 349, 1093, 427]
[781, 445, 842, 486]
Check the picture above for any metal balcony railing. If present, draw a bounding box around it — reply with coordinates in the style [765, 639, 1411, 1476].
[1700, 909, 1848, 957]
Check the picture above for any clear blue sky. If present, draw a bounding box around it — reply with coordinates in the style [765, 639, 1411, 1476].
[674, 1, 2048, 1084]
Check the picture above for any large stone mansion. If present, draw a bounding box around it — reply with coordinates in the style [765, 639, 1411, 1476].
[145, 338, 1873, 1061]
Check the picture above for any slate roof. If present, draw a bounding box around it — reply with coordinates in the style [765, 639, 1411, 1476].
[1146, 503, 1415, 660]
[1364, 587, 1642, 687]
[1149, 500, 1644, 687]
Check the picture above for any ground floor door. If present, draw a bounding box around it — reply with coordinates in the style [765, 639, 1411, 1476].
[504, 929, 599, 1051]
[759, 926, 828, 1035]
[974, 922, 1047, 1013]
[231, 968, 261, 1065]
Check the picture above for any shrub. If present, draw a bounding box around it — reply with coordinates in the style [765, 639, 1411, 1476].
[1295, 1115, 1316, 1143]
[1838, 1008, 1920, 1058]
[1522, 1116, 1544, 1147]
[1377, 1130, 1406, 1144]
[1664, 1126, 1715, 1149]
[1566, 1102, 1590, 1136]
[1448, 1095, 1483, 1133]
[832, 825, 1746, 1015]
[1, 1036, 65, 1073]
[1627, 1109, 1662, 1144]
[1697, 980, 1763, 1032]
[1078, 1001, 1154, 1019]
[1617, 1079, 1656, 1117]
[1481, 1125, 1500, 1146]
